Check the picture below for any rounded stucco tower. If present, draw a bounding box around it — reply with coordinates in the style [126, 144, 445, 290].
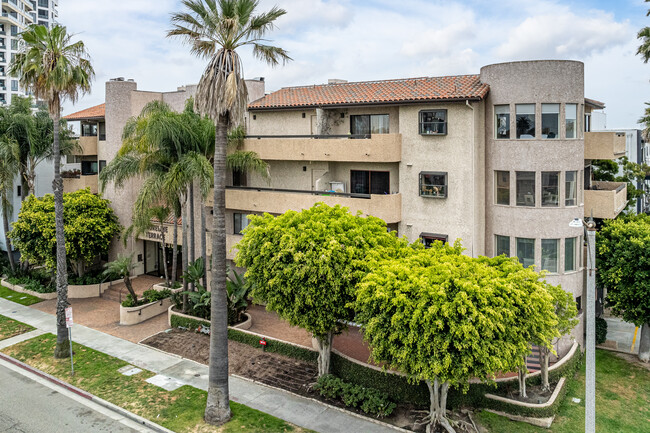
[480, 60, 585, 351]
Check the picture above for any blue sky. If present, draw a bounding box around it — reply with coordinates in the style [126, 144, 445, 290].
[59, 0, 650, 129]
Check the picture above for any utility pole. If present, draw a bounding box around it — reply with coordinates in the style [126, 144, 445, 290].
[585, 223, 596, 433]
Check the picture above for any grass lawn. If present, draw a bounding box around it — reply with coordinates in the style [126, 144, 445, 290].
[0, 314, 34, 340]
[2, 334, 313, 433]
[0, 285, 42, 306]
[475, 349, 650, 432]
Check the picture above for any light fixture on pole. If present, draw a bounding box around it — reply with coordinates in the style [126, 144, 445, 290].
[570, 216, 596, 433]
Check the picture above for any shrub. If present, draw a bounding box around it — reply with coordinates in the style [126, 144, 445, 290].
[143, 288, 172, 303]
[313, 374, 396, 417]
[121, 294, 146, 308]
[596, 317, 608, 345]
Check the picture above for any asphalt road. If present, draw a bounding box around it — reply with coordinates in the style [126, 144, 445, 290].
[0, 362, 151, 433]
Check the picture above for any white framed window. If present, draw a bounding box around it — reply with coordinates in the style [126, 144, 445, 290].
[566, 171, 577, 206]
[495, 105, 510, 139]
[541, 172, 559, 207]
[566, 104, 577, 139]
[495, 235, 510, 257]
[516, 171, 535, 206]
[419, 110, 447, 135]
[516, 104, 535, 138]
[541, 239, 559, 273]
[233, 213, 250, 234]
[516, 237, 535, 268]
[565, 237, 577, 272]
[541, 104, 559, 139]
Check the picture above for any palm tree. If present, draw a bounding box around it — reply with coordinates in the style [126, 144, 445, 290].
[638, 1, 650, 62]
[0, 135, 20, 271]
[104, 254, 138, 303]
[168, 0, 290, 424]
[10, 24, 94, 359]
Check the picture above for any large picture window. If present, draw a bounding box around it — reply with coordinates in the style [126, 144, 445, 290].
[419, 110, 447, 135]
[350, 114, 389, 135]
[541, 239, 559, 273]
[495, 235, 510, 257]
[516, 237, 535, 268]
[516, 171, 535, 206]
[565, 237, 577, 272]
[541, 171, 559, 207]
[419, 172, 447, 198]
[350, 170, 390, 194]
[541, 104, 559, 139]
[495, 105, 510, 139]
[565, 170, 577, 206]
[566, 104, 577, 139]
[516, 104, 535, 138]
[495, 171, 510, 205]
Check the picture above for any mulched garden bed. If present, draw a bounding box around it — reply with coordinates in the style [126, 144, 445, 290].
[141, 328, 482, 432]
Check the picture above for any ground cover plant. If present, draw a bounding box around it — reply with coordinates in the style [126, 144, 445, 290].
[0, 314, 34, 340]
[475, 350, 650, 432]
[0, 284, 42, 305]
[1, 333, 312, 433]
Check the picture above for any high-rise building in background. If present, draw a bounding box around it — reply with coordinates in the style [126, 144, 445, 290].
[0, 0, 58, 106]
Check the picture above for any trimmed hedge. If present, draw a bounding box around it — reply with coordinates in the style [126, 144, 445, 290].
[170, 313, 210, 331]
[170, 311, 582, 418]
[313, 374, 396, 417]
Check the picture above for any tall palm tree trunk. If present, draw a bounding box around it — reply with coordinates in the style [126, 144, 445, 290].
[172, 209, 179, 284]
[2, 203, 15, 272]
[189, 182, 195, 290]
[160, 224, 169, 288]
[181, 195, 189, 312]
[205, 114, 231, 424]
[200, 201, 207, 289]
[51, 106, 69, 359]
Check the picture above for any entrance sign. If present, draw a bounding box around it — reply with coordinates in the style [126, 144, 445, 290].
[65, 307, 73, 328]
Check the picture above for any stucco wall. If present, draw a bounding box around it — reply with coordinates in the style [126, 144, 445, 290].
[480, 60, 585, 345]
[398, 102, 483, 254]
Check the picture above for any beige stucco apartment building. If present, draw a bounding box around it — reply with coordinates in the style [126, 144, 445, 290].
[65, 60, 627, 349]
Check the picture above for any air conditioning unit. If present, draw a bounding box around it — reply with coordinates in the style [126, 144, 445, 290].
[329, 181, 345, 193]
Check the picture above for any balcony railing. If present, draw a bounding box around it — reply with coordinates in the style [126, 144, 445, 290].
[241, 133, 402, 163]
[71, 135, 98, 156]
[584, 181, 627, 219]
[212, 186, 402, 224]
[584, 131, 626, 160]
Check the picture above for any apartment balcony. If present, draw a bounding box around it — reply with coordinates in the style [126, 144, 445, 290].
[241, 134, 402, 163]
[71, 135, 98, 156]
[584, 181, 627, 219]
[584, 131, 626, 160]
[211, 186, 402, 224]
[62, 174, 98, 194]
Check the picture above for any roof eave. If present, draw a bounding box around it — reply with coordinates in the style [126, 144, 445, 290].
[248, 96, 486, 111]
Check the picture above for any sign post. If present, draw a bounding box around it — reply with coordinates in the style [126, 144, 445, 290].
[65, 307, 74, 376]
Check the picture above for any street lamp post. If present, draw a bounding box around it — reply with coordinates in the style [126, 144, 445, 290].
[570, 217, 596, 433]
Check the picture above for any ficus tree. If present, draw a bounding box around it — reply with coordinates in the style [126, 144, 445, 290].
[9, 188, 120, 275]
[235, 203, 408, 377]
[355, 243, 556, 433]
[597, 214, 650, 362]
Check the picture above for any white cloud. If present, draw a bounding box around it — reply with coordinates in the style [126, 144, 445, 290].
[57, 0, 648, 130]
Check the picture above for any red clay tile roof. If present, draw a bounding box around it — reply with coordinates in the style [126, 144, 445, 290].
[249, 75, 490, 110]
[64, 103, 105, 120]
[584, 98, 605, 109]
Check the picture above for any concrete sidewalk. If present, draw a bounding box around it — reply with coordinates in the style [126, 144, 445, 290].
[0, 298, 403, 433]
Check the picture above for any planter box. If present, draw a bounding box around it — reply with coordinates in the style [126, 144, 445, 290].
[68, 278, 124, 299]
[167, 306, 252, 330]
[1, 278, 56, 300]
[120, 287, 181, 326]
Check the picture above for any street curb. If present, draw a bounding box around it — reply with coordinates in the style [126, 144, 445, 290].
[0, 351, 176, 433]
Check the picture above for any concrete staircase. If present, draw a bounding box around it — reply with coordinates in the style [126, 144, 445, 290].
[526, 345, 542, 372]
[101, 285, 125, 303]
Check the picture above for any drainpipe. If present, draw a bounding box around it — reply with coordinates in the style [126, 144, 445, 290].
[465, 100, 475, 257]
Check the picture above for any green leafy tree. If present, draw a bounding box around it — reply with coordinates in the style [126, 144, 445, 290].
[355, 244, 557, 433]
[597, 214, 650, 362]
[168, 0, 290, 424]
[10, 24, 94, 358]
[9, 188, 120, 276]
[592, 157, 650, 211]
[537, 283, 578, 391]
[236, 203, 407, 377]
[0, 135, 19, 271]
